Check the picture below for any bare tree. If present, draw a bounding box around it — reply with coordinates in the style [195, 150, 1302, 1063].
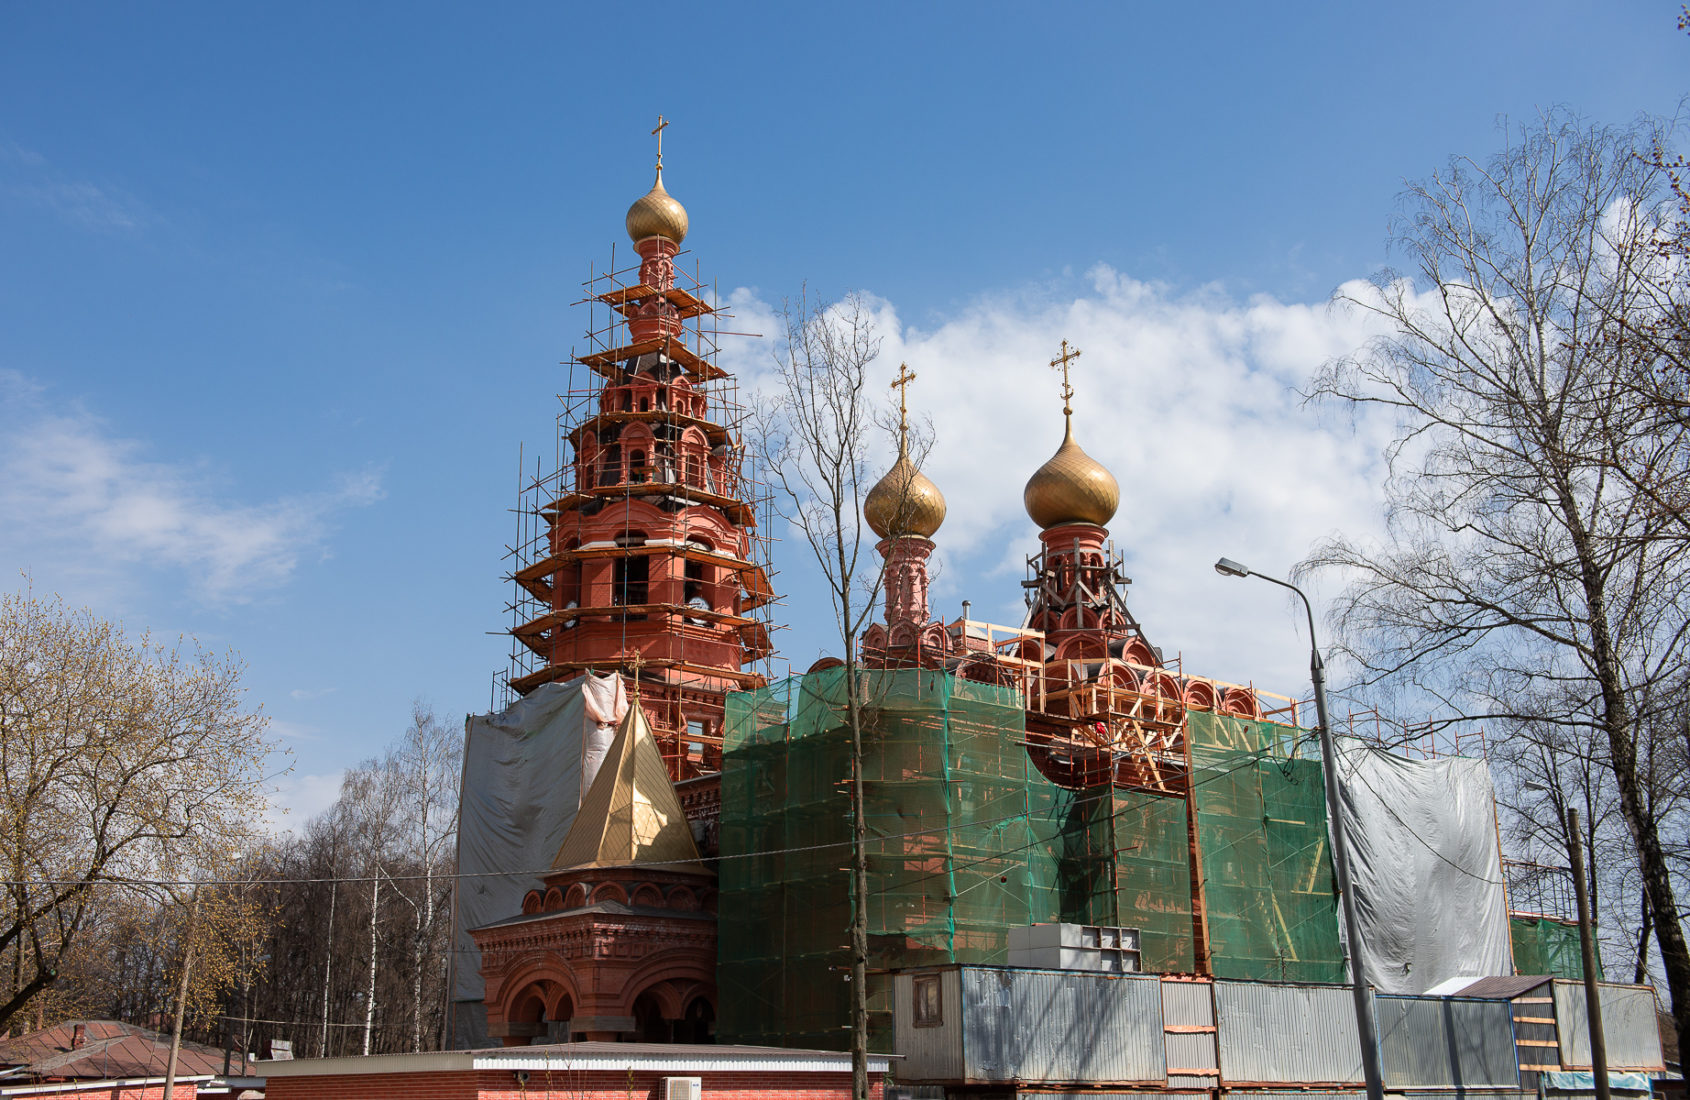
[756, 290, 940, 1100]
[1304, 111, 1690, 1056]
[389, 702, 461, 1052]
[0, 584, 273, 1034]
[330, 758, 403, 1057]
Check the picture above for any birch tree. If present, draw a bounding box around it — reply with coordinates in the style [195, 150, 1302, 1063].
[1304, 111, 1690, 1057]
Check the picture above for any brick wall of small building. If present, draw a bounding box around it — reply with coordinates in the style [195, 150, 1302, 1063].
[265, 1068, 883, 1100]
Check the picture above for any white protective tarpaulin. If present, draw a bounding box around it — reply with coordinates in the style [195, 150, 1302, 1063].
[447, 673, 626, 1046]
[1334, 740, 1512, 995]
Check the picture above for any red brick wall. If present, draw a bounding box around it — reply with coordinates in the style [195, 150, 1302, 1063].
[266, 1068, 884, 1100]
[264, 1070, 482, 1100]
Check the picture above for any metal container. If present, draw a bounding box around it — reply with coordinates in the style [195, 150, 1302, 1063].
[1551, 981, 1665, 1071]
[895, 968, 965, 1083]
[1213, 981, 1363, 1086]
[1375, 995, 1520, 1088]
[893, 966, 1166, 1085]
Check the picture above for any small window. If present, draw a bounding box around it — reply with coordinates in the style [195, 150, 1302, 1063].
[684, 559, 708, 607]
[912, 975, 942, 1027]
[614, 556, 649, 607]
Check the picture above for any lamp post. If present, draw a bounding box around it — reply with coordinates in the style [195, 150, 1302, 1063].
[1214, 557, 1385, 1100]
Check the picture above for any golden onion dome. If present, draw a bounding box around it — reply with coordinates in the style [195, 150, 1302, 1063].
[1023, 418, 1119, 529]
[864, 449, 947, 539]
[625, 168, 689, 245]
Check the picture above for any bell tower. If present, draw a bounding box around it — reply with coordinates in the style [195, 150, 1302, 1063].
[505, 122, 774, 779]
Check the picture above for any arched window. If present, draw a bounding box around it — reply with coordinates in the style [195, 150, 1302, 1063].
[682, 997, 714, 1044]
[632, 991, 668, 1043]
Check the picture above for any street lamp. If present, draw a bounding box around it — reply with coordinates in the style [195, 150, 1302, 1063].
[1214, 557, 1385, 1100]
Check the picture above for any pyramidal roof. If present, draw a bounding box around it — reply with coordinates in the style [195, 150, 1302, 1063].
[551, 697, 707, 874]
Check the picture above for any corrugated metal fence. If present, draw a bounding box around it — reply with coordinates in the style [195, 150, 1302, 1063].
[893, 968, 1662, 1092]
[1375, 995, 1519, 1088]
[957, 968, 1165, 1085]
[1213, 981, 1363, 1085]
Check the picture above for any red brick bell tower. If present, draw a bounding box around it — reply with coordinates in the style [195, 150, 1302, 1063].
[506, 121, 773, 780]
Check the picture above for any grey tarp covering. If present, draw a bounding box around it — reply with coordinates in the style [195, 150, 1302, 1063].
[1334, 741, 1512, 995]
[447, 673, 626, 1047]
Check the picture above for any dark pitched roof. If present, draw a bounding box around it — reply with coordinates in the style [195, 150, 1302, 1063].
[0, 1020, 226, 1082]
[1458, 975, 1554, 999]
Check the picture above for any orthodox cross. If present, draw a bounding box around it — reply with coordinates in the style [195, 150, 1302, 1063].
[626, 649, 645, 699]
[651, 115, 669, 170]
[890, 362, 917, 442]
[1050, 340, 1081, 417]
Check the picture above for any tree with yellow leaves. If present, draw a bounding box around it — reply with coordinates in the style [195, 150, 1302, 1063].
[0, 584, 274, 1033]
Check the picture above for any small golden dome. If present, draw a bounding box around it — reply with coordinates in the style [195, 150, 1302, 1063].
[625, 169, 689, 245]
[864, 450, 947, 539]
[1023, 419, 1119, 529]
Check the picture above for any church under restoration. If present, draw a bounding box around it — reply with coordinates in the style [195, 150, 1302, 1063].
[448, 131, 1668, 1093]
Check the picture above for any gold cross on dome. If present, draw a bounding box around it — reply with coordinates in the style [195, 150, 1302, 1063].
[651, 115, 669, 170]
[1049, 340, 1081, 417]
[626, 649, 645, 698]
[890, 362, 917, 440]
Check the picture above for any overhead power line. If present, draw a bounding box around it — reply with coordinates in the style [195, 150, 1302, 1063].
[0, 734, 1303, 892]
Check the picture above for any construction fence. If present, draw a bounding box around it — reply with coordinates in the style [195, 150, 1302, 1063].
[717, 668, 1345, 1050]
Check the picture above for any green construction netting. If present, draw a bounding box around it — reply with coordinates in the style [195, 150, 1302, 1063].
[1188, 709, 1346, 983]
[719, 667, 1062, 1050]
[718, 670, 1344, 1049]
[1051, 784, 1197, 974]
[1510, 915, 1590, 979]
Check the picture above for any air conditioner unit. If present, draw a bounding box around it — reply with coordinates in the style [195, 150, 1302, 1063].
[663, 1077, 702, 1100]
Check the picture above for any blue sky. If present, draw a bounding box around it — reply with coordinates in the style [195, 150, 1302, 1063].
[2, 3, 1685, 824]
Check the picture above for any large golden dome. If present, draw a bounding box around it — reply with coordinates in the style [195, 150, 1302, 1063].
[625, 169, 689, 245]
[864, 450, 947, 539]
[1023, 419, 1119, 529]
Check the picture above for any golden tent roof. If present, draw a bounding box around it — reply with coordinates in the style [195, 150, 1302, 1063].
[551, 698, 708, 874]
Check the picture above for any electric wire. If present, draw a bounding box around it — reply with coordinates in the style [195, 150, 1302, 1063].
[0, 724, 1296, 892]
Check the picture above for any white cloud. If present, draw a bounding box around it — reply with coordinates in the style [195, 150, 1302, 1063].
[264, 717, 323, 742]
[264, 769, 346, 834]
[1, 145, 151, 232]
[0, 372, 384, 605]
[727, 268, 1405, 703]
[10, 180, 148, 230]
